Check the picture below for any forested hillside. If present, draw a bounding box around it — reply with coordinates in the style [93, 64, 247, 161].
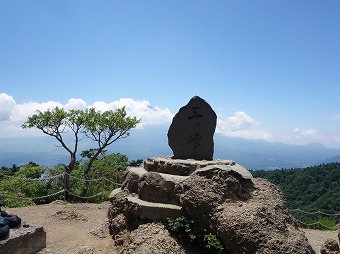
[251, 163, 340, 228]
[1, 160, 339, 229]
[252, 162, 340, 212]
[0, 152, 142, 207]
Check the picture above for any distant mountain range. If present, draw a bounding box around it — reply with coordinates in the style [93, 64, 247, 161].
[1, 125, 340, 170]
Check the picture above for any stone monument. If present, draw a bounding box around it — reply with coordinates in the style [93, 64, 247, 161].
[108, 95, 315, 254]
[167, 96, 217, 160]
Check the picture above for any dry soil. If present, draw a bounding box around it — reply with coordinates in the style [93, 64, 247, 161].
[7, 201, 117, 254]
[6, 201, 339, 254]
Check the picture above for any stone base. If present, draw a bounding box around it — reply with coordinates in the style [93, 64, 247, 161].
[144, 156, 236, 176]
[120, 157, 252, 208]
[0, 225, 46, 254]
[109, 157, 315, 254]
[126, 195, 184, 220]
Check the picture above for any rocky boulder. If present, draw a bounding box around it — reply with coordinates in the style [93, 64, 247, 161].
[320, 232, 340, 254]
[175, 167, 314, 254]
[117, 223, 204, 254]
[320, 238, 340, 254]
[108, 157, 315, 254]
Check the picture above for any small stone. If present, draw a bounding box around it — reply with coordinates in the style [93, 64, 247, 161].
[320, 238, 340, 254]
[67, 245, 94, 254]
[168, 96, 217, 160]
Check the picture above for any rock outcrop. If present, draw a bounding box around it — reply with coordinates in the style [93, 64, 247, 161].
[0, 225, 46, 254]
[108, 157, 315, 254]
[320, 232, 340, 254]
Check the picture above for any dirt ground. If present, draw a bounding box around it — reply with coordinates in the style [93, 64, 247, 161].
[7, 201, 117, 254]
[6, 201, 339, 254]
[302, 228, 339, 253]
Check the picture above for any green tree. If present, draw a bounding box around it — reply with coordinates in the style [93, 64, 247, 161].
[22, 106, 140, 200]
[0, 163, 48, 207]
[251, 163, 340, 228]
[79, 108, 140, 196]
[78, 151, 143, 200]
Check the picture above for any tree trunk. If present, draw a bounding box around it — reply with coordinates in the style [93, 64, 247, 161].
[80, 149, 102, 197]
[64, 166, 71, 201]
[80, 160, 94, 197]
[80, 175, 90, 197]
[64, 153, 76, 201]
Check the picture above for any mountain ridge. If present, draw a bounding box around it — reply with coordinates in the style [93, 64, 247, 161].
[1, 126, 340, 169]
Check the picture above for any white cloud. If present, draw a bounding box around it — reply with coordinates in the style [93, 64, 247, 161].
[91, 98, 173, 127]
[12, 101, 63, 121]
[2, 94, 270, 140]
[216, 111, 272, 140]
[65, 98, 88, 111]
[0, 93, 173, 137]
[287, 128, 340, 148]
[8, 98, 88, 122]
[332, 115, 340, 120]
[0, 93, 16, 121]
[222, 111, 255, 130]
[293, 128, 318, 137]
[1, 93, 338, 148]
[2, 123, 42, 137]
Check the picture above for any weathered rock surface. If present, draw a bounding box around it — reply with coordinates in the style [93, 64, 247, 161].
[0, 225, 46, 254]
[108, 157, 315, 254]
[144, 156, 240, 176]
[168, 96, 217, 160]
[175, 167, 314, 254]
[118, 223, 203, 254]
[320, 238, 340, 254]
[67, 245, 94, 254]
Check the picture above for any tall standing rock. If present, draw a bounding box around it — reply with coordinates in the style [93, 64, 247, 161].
[167, 96, 217, 160]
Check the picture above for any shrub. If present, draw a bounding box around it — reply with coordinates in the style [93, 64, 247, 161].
[164, 216, 225, 254]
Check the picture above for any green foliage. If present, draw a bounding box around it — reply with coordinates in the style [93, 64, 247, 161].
[204, 233, 225, 253]
[77, 151, 132, 200]
[22, 106, 140, 200]
[83, 107, 140, 145]
[317, 217, 338, 229]
[0, 163, 56, 207]
[164, 216, 225, 254]
[251, 162, 340, 229]
[306, 217, 338, 230]
[164, 216, 199, 241]
[128, 159, 144, 167]
[123, 204, 132, 214]
[0, 152, 140, 206]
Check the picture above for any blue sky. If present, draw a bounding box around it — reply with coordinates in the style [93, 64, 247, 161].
[1, 1, 340, 148]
